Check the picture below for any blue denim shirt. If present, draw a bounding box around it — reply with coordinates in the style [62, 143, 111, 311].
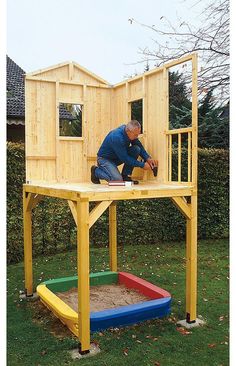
[97, 124, 150, 168]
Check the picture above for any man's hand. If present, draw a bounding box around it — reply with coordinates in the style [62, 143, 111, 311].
[143, 162, 152, 170]
[147, 158, 158, 169]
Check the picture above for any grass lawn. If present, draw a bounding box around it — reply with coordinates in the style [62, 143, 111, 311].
[7, 239, 229, 366]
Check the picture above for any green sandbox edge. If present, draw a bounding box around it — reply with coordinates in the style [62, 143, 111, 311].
[42, 271, 118, 292]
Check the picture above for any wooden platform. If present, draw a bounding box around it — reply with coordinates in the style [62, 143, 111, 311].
[24, 181, 194, 202]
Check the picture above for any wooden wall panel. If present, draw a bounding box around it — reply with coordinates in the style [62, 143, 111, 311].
[25, 80, 56, 181]
[38, 65, 69, 80]
[26, 160, 56, 182]
[129, 79, 143, 101]
[59, 84, 83, 104]
[73, 67, 102, 86]
[111, 85, 127, 128]
[145, 71, 166, 182]
[86, 87, 112, 162]
[57, 140, 84, 182]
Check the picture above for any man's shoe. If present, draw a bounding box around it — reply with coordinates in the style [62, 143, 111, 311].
[91, 166, 100, 184]
[122, 175, 139, 185]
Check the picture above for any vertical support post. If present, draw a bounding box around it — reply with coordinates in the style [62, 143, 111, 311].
[55, 81, 60, 181]
[186, 193, 197, 322]
[77, 198, 90, 353]
[109, 202, 117, 271]
[23, 190, 33, 296]
[191, 53, 198, 185]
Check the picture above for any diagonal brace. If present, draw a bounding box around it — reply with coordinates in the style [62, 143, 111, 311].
[68, 200, 113, 228]
[25, 192, 43, 211]
[89, 201, 113, 228]
[171, 196, 191, 220]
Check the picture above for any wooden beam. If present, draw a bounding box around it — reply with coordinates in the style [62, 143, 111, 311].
[178, 133, 182, 182]
[171, 197, 191, 220]
[26, 156, 56, 160]
[23, 190, 33, 296]
[55, 81, 60, 181]
[186, 194, 197, 322]
[23, 184, 81, 200]
[165, 127, 193, 135]
[25, 192, 44, 212]
[77, 198, 90, 352]
[89, 200, 112, 228]
[109, 202, 117, 271]
[191, 53, 198, 186]
[68, 200, 77, 225]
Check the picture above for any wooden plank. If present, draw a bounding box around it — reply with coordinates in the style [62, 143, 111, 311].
[23, 184, 81, 200]
[113, 53, 195, 88]
[109, 202, 117, 271]
[80, 187, 193, 202]
[68, 200, 77, 225]
[191, 53, 198, 186]
[27, 156, 56, 160]
[89, 200, 112, 228]
[114, 66, 164, 88]
[188, 132, 191, 182]
[171, 197, 191, 220]
[55, 81, 60, 181]
[58, 137, 84, 141]
[178, 133, 181, 182]
[168, 135, 172, 181]
[87, 156, 97, 161]
[25, 193, 43, 211]
[58, 139, 84, 182]
[77, 198, 90, 351]
[23, 190, 33, 296]
[165, 127, 193, 135]
[69, 62, 74, 80]
[162, 67, 169, 183]
[186, 194, 197, 322]
[73, 61, 110, 85]
[26, 61, 71, 77]
[82, 85, 87, 181]
[26, 76, 111, 88]
[59, 83, 83, 103]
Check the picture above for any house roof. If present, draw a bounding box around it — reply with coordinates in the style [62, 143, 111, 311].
[7, 56, 75, 123]
[7, 55, 25, 119]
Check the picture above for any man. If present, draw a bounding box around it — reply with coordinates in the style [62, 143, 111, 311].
[91, 120, 158, 184]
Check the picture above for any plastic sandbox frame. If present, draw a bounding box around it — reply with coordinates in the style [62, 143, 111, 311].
[37, 271, 171, 336]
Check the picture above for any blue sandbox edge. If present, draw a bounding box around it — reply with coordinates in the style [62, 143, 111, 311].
[90, 297, 171, 331]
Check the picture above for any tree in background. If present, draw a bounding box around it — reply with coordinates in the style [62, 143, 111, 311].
[198, 91, 229, 148]
[128, 0, 229, 105]
[169, 71, 192, 129]
[168, 71, 229, 148]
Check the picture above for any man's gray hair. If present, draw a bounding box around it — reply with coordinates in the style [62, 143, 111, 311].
[126, 120, 141, 131]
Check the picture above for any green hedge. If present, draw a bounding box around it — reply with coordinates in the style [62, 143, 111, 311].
[7, 142, 229, 264]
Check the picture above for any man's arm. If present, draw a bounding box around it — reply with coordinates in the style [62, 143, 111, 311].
[131, 138, 150, 161]
[112, 136, 145, 168]
[132, 139, 158, 169]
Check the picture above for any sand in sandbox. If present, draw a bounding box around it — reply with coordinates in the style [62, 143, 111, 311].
[55, 284, 150, 312]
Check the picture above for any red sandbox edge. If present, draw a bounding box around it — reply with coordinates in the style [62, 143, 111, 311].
[118, 272, 171, 299]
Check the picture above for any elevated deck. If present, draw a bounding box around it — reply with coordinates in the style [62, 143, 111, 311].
[24, 181, 195, 202]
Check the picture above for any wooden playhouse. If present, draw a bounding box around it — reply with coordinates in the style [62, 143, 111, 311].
[23, 53, 198, 353]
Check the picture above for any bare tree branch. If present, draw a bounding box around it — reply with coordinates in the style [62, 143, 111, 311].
[128, 0, 229, 104]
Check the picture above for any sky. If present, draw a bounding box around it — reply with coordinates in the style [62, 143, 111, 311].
[7, 0, 208, 84]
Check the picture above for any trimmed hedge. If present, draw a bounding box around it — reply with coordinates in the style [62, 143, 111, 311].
[7, 142, 229, 264]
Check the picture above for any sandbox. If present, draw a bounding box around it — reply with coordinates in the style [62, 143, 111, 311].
[37, 271, 171, 336]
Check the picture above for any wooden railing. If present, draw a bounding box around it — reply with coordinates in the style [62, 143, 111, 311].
[165, 127, 193, 183]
